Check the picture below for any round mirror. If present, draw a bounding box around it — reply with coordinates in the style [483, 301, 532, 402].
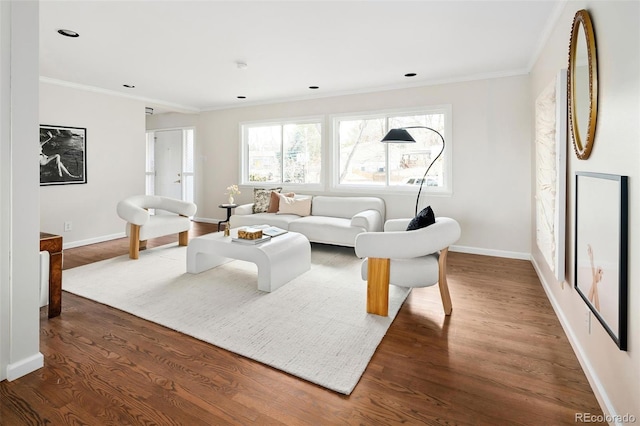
[568, 9, 598, 159]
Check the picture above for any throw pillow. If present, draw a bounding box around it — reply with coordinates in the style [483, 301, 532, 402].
[267, 191, 295, 213]
[406, 206, 436, 231]
[252, 187, 282, 213]
[277, 195, 312, 216]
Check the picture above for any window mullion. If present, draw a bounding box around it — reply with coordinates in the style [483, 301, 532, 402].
[280, 125, 285, 184]
[384, 117, 390, 187]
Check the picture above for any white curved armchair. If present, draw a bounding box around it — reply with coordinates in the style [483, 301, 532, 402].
[116, 195, 197, 259]
[355, 217, 461, 316]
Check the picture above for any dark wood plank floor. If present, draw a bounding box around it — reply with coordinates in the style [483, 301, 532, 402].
[0, 221, 605, 425]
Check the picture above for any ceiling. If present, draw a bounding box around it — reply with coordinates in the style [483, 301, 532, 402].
[39, 1, 565, 114]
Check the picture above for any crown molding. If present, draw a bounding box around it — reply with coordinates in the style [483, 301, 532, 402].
[39, 77, 200, 113]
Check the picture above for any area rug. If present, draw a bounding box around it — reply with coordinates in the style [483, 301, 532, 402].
[62, 243, 410, 395]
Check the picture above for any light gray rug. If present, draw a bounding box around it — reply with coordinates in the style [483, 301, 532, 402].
[62, 243, 410, 395]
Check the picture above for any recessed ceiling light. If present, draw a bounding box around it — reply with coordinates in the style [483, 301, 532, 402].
[57, 29, 79, 38]
[237, 96, 246, 99]
[309, 86, 319, 90]
[404, 73, 417, 77]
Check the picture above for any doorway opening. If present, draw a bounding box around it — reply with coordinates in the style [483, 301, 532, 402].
[145, 128, 195, 205]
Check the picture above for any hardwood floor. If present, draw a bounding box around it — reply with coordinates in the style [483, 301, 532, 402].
[0, 222, 605, 425]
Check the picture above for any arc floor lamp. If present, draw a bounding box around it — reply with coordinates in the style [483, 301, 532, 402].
[381, 126, 446, 215]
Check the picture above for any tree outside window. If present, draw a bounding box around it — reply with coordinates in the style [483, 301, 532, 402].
[336, 108, 448, 190]
[243, 121, 322, 184]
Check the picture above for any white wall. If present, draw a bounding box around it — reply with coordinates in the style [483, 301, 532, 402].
[39, 82, 147, 247]
[148, 76, 533, 258]
[0, 0, 42, 381]
[531, 0, 639, 420]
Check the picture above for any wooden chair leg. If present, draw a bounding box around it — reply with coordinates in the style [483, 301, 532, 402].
[129, 224, 140, 260]
[139, 240, 147, 251]
[178, 230, 189, 246]
[438, 247, 453, 315]
[367, 257, 390, 316]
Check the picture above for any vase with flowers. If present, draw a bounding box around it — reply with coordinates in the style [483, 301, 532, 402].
[226, 184, 240, 204]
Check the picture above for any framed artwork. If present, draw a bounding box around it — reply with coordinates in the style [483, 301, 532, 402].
[39, 125, 87, 185]
[574, 172, 628, 350]
[535, 70, 567, 282]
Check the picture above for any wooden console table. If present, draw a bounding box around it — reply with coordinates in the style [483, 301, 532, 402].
[40, 232, 62, 318]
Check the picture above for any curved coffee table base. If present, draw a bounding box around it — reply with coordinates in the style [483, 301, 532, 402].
[187, 230, 311, 292]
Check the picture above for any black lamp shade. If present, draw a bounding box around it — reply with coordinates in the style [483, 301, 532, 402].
[381, 128, 416, 143]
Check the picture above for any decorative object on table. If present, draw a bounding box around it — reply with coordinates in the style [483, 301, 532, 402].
[225, 184, 241, 204]
[252, 224, 288, 237]
[568, 9, 598, 160]
[231, 235, 271, 245]
[574, 172, 628, 350]
[237, 227, 263, 240]
[535, 70, 568, 283]
[39, 125, 87, 186]
[381, 126, 445, 215]
[224, 222, 230, 237]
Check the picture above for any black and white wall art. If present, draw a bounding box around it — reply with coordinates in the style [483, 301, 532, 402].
[39, 125, 86, 185]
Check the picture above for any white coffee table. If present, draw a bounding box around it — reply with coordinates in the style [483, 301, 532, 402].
[186, 229, 311, 292]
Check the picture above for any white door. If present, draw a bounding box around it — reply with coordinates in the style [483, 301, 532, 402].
[154, 130, 183, 205]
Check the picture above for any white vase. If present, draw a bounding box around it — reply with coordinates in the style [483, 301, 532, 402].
[228, 195, 234, 204]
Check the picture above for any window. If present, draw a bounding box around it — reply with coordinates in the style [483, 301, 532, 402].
[241, 119, 322, 185]
[334, 106, 451, 192]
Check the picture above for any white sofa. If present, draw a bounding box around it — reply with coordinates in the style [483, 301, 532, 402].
[229, 195, 385, 247]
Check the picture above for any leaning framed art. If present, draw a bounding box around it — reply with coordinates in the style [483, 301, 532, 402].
[574, 171, 628, 350]
[535, 69, 567, 283]
[39, 125, 87, 185]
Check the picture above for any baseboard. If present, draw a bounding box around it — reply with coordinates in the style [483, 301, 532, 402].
[450, 244, 530, 260]
[63, 232, 126, 250]
[531, 257, 617, 423]
[6, 352, 44, 381]
[192, 216, 219, 224]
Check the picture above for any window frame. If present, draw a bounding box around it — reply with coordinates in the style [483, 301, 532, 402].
[239, 116, 324, 191]
[330, 105, 453, 195]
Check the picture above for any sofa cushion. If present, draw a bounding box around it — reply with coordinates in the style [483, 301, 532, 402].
[230, 212, 299, 229]
[311, 196, 385, 220]
[288, 216, 362, 247]
[267, 191, 294, 213]
[406, 206, 435, 231]
[277, 195, 312, 216]
[252, 187, 282, 213]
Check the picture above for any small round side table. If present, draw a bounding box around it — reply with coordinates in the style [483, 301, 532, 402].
[218, 203, 238, 230]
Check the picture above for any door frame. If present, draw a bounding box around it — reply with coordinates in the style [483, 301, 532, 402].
[145, 127, 195, 204]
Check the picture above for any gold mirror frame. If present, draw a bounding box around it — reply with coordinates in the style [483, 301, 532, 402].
[568, 9, 598, 160]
